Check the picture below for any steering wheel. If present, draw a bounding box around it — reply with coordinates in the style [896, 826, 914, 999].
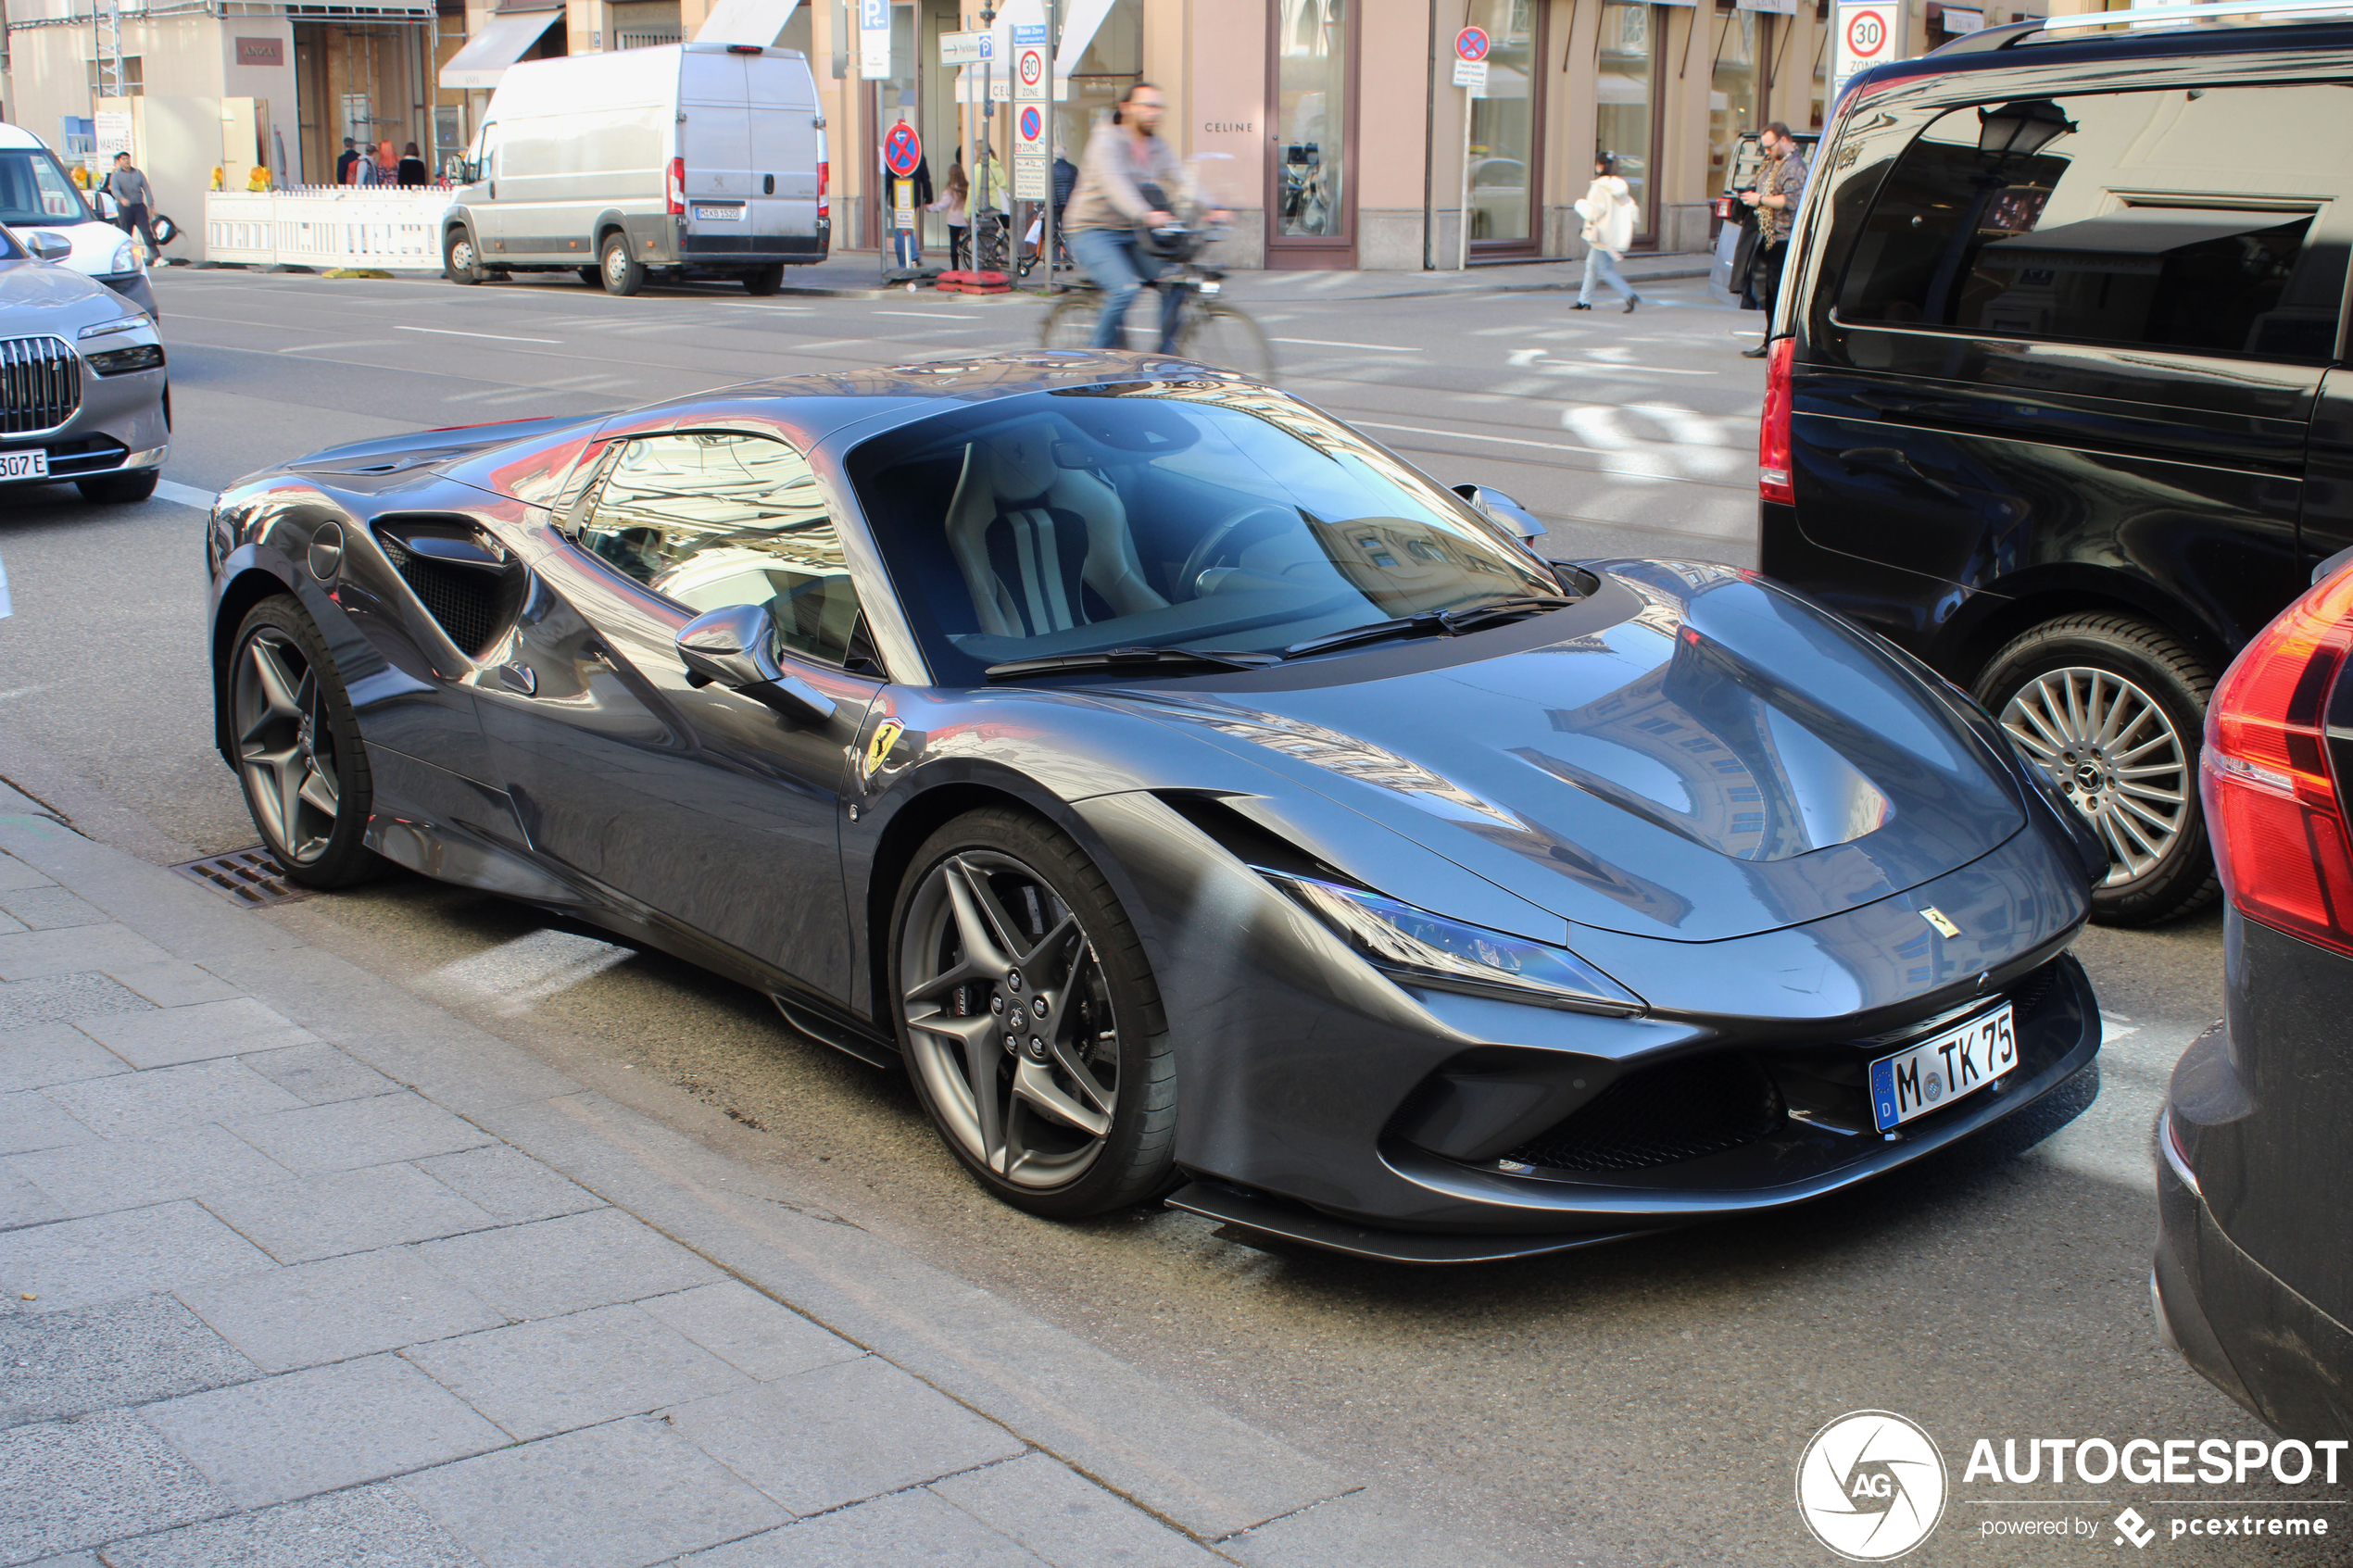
[1178, 505, 1297, 598]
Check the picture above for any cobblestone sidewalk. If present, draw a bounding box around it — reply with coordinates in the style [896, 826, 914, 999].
[0, 785, 1506, 1568]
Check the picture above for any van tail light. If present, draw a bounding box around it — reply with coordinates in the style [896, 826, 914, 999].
[1758, 336, 1795, 505]
[817, 160, 829, 218]
[2204, 565, 2353, 959]
[666, 157, 686, 217]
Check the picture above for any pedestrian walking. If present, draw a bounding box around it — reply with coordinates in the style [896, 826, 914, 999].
[335, 137, 360, 185]
[373, 141, 399, 187]
[100, 152, 160, 264]
[927, 155, 970, 270]
[1065, 83, 1223, 351]
[1570, 154, 1640, 314]
[397, 142, 430, 187]
[1739, 121, 1807, 357]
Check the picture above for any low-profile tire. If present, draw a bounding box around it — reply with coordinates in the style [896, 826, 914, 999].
[743, 264, 785, 295]
[78, 468, 157, 504]
[1975, 611, 2218, 926]
[444, 230, 482, 285]
[888, 806, 1176, 1218]
[577, 266, 601, 286]
[599, 232, 645, 296]
[227, 595, 381, 889]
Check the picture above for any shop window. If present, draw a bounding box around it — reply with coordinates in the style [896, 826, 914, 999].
[1596, 2, 1655, 238]
[1273, 0, 1350, 240]
[1833, 86, 2353, 360]
[1707, 13, 1758, 199]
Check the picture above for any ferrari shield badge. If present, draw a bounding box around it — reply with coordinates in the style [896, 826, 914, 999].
[862, 719, 906, 782]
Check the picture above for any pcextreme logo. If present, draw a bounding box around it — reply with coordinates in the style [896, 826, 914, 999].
[1797, 1411, 1950, 1561]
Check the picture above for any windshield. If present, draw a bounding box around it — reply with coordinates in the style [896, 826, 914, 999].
[0, 149, 94, 228]
[847, 382, 1561, 684]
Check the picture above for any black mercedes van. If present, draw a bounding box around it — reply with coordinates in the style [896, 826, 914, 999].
[1758, 10, 2353, 924]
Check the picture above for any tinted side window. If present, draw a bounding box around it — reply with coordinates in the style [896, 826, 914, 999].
[1835, 84, 2353, 360]
[577, 431, 863, 667]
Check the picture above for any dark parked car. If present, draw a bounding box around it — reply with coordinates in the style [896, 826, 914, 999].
[2155, 559, 2353, 1438]
[1706, 130, 1820, 307]
[206, 352, 2105, 1262]
[1757, 10, 2353, 925]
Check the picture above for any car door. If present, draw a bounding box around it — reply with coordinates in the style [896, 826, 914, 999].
[2299, 367, 2353, 576]
[475, 428, 883, 997]
[1789, 82, 2347, 659]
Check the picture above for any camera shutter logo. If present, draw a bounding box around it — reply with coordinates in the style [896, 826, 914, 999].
[1795, 1411, 1948, 1561]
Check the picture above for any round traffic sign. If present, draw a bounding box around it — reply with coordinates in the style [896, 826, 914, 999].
[883, 120, 922, 177]
[1454, 25, 1490, 61]
[1845, 8, 1887, 56]
[1019, 106, 1042, 142]
[1018, 46, 1043, 86]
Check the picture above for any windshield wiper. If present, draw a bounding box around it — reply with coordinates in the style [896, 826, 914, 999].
[985, 646, 1282, 682]
[1279, 594, 1572, 659]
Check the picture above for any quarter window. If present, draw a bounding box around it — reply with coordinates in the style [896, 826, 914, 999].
[575, 431, 865, 668]
[1835, 84, 2353, 360]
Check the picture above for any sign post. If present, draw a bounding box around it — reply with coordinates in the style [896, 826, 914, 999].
[884, 119, 922, 269]
[1011, 23, 1048, 203]
[1831, 1, 1893, 111]
[1453, 25, 1489, 272]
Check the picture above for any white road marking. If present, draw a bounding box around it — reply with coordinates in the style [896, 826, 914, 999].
[1270, 336, 1421, 352]
[394, 325, 562, 344]
[871, 309, 983, 320]
[154, 480, 217, 510]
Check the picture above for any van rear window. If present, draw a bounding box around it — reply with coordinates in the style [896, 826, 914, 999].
[1833, 84, 2353, 361]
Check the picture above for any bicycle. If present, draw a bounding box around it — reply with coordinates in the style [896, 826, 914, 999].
[1038, 224, 1274, 383]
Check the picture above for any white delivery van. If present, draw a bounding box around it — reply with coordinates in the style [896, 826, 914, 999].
[0, 125, 157, 318]
[444, 42, 827, 296]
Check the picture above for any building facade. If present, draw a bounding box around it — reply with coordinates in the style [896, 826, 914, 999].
[4, 0, 2057, 270]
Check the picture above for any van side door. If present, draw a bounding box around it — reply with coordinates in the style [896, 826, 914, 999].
[679, 50, 755, 255]
[747, 57, 820, 253]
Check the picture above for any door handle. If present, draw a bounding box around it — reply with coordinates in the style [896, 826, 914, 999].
[1838, 446, 1961, 502]
[497, 661, 537, 696]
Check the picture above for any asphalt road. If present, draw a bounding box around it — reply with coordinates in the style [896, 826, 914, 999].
[0, 265, 2290, 1567]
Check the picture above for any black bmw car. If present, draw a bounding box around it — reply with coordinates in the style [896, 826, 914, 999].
[206, 352, 2107, 1261]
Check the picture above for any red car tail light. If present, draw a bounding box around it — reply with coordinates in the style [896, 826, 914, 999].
[817, 160, 829, 218]
[2204, 566, 2353, 958]
[1758, 336, 1795, 505]
[666, 157, 686, 217]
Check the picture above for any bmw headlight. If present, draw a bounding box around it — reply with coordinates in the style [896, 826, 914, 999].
[79, 315, 147, 340]
[1262, 871, 1644, 1015]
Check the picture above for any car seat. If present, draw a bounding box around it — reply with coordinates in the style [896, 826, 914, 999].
[944, 420, 1168, 638]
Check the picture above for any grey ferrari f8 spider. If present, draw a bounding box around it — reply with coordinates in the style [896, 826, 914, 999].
[204, 353, 2107, 1262]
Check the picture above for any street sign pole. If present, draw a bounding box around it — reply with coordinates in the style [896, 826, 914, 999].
[1457, 87, 1472, 273]
[1043, 0, 1058, 293]
[1452, 25, 1490, 272]
[978, 3, 996, 248]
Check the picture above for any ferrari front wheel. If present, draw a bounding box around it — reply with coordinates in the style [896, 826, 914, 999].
[229, 596, 379, 888]
[889, 808, 1175, 1218]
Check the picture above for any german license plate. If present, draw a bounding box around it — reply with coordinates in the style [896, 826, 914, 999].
[0, 450, 48, 481]
[693, 205, 745, 220]
[1869, 1003, 2017, 1132]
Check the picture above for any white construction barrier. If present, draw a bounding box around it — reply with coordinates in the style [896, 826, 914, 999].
[204, 188, 455, 270]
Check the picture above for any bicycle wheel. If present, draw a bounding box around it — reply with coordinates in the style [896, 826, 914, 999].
[1041, 291, 1106, 352]
[1178, 300, 1274, 382]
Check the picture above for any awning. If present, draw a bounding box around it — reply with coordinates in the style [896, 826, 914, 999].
[1984, 206, 2311, 258]
[438, 6, 564, 91]
[695, 0, 801, 47]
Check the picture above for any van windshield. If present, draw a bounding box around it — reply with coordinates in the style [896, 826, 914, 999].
[0, 148, 94, 228]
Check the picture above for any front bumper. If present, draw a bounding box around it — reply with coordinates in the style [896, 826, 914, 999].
[0, 360, 169, 489]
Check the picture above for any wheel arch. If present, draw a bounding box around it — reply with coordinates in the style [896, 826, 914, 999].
[210, 562, 302, 767]
[1937, 567, 2232, 687]
[592, 210, 631, 249]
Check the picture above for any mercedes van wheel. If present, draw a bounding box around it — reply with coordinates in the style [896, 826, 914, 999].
[600, 233, 645, 296]
[444, 231, 482, 285]
[1977, 612, 2219, 927]
[744, 265, 785, 295]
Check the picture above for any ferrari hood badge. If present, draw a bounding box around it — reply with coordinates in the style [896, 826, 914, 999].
[1919, 907, 1962, 938]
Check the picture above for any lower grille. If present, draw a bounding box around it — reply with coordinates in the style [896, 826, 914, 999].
[18, 435, 128, 477]
[1502, 1055, 1785, 1173]
[0, 335, 81, 435]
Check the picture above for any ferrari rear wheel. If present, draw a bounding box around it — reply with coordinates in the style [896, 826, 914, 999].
[890, 808, 1175, 1217]
[229, 596, 379, 888]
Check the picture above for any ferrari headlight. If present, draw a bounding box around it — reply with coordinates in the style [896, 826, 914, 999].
[1263, 871, 1644, 1015]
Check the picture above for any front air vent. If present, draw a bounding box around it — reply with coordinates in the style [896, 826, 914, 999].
[371, 515, 525, 660]
[0, 335, 80, 435]
[1499, 1055, 1785, 1173]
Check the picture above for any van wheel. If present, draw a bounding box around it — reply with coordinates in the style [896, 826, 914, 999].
[444, 231, 482, 285]
[1976, 612, 2219, 927]
[743, 265, 785, 295]
[577, 267, 600, 286]
[599, 233, 645, 296]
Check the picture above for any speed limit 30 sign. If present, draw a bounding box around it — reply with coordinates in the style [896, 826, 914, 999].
[1831, 1, 1894, 106]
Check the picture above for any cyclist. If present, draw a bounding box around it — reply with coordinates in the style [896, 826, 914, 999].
[1065, 82, 1227, 352]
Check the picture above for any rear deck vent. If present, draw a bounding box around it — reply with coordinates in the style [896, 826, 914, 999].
[1501, 1055, 1784, 1173]
[170, 847, 310, 908]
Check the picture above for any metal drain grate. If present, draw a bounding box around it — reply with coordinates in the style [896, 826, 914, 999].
[171, 847, 310, 908]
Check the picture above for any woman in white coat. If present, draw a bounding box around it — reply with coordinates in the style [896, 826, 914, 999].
[1571, 155, 1641, 314]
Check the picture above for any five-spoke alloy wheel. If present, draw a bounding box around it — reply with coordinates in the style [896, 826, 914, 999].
[890, 809, 1174, 1216]
[230, 596, 379, 887]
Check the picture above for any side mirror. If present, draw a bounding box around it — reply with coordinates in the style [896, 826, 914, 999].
[676, 603, 837, 727]
[25, 231, 71, 264]
[1453, 483, 1545, 543]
